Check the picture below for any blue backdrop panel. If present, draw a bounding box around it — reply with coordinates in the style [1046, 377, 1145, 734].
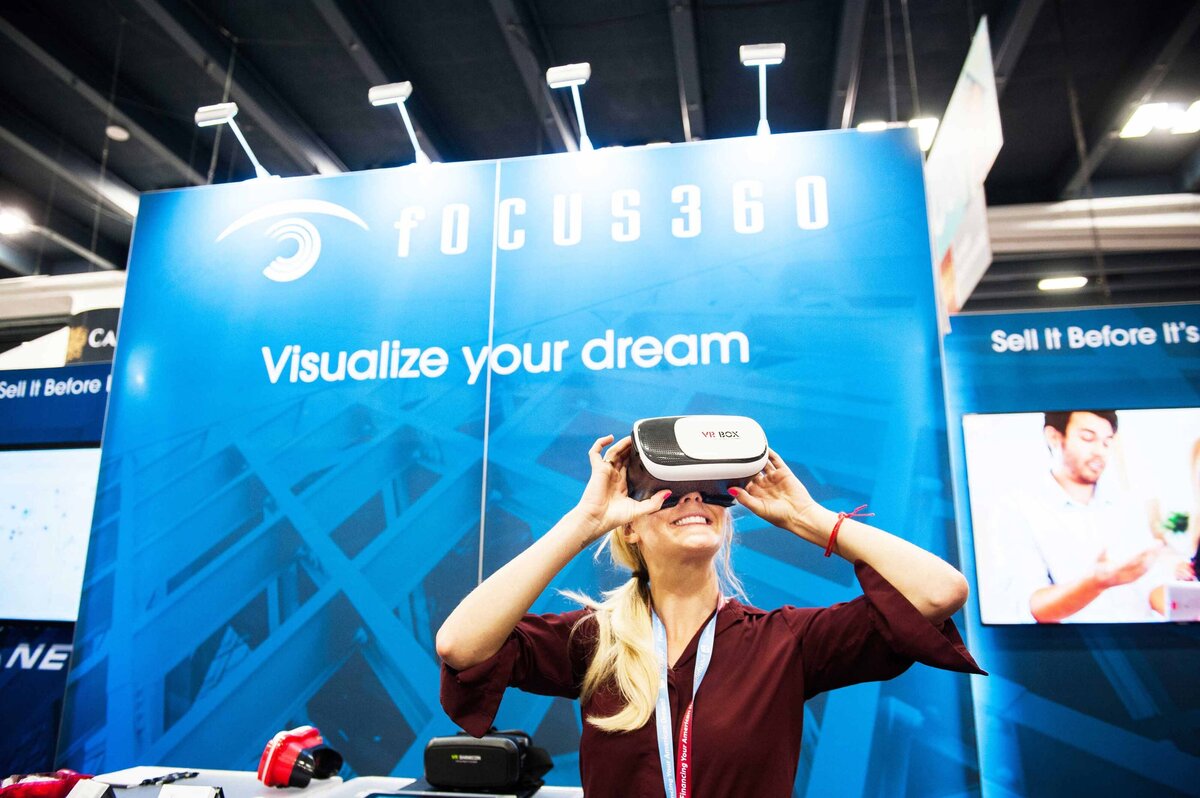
[59, 164, 497, 774]
[943, 305, 1200, 797]
[481, 131, 976, 796]
[60, 131, 978, 796]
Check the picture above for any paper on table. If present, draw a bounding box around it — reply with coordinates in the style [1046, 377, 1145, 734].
[94, 769, 192, 788]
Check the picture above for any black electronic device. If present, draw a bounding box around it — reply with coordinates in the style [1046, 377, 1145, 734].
[423, 729, 551, 793]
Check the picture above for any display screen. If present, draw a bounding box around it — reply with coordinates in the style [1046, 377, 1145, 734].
[963, 408, 1200, 624]
[0, 447, 100, 621]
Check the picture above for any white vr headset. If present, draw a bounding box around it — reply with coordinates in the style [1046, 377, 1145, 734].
[627, 415, 769, 508]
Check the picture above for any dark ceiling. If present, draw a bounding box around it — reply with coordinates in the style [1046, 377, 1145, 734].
[1, 0, 1198, 310]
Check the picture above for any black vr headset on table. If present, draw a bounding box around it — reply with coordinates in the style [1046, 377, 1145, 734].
[627, 415, 768, 507]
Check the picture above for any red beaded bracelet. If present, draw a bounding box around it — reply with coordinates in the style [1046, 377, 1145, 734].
[824, 504, 874, 557]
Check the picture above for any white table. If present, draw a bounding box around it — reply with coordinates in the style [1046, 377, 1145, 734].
[95, 769, 582, 798]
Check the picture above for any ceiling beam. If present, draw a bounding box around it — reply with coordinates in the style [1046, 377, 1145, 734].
[0, 177, 127, 272]
[0, 100, 140, 221]
[1057, 1, 1200, 199]
[0, 14, 204, 187]
[827, 0, 868, 129]
[991, 0, 1046, 99]
[33, 226, 119, 271]
[667, 0, 705, 142]
[130, 0, 346, 176]
[308, 0, 443, 162]
[486, 0, 577, 153]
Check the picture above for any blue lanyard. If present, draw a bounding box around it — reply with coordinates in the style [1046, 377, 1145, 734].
[652, 602, 718, 798]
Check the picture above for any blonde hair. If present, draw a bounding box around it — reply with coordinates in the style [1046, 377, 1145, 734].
[563, 512, 744, 733]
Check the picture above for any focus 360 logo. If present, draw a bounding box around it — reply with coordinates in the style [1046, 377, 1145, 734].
[216, 199, 369, 282]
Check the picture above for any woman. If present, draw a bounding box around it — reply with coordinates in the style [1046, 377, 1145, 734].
[437, 434, 983, 797]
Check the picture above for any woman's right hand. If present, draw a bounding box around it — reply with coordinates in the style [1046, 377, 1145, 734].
[573, 434, 671, 544]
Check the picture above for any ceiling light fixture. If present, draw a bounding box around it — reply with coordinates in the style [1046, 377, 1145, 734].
[546, 63, 594, 151]
[105, 124, 131, 142]
[1120, 103, 1171, 138]
[195, 102, 272, 179]
[740, 43, 785, 136]
[1038, 275, 1089, 291]
[0, 206, 32, 237]
[1119, 100, 1200, 138]
[368, 81, 432, 166]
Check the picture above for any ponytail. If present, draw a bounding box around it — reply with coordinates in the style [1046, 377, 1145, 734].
[563, 513, 743, 733]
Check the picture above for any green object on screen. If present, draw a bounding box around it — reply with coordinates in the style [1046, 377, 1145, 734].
[1162, 511, 1190, 533]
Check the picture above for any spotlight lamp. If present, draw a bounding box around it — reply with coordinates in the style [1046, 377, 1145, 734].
[740, 43, 785, 136]
[369, 81, 431, 165]
[194, 102, 272, 179]
[368, 81, 413, 106]
[0, 206, 32, 237]
[546, 63, 593, 151]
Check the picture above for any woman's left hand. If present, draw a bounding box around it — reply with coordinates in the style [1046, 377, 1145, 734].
[731, 449, 821, 535]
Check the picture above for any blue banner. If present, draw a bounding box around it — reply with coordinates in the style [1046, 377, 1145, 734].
[943, 305, 1200, 796]
[60, 130, 977, 796]
[0, 364, 111, 446]
[0, 362, 109, 770]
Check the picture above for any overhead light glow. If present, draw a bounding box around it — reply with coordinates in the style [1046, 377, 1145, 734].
[856, 119, 938, 150]
[546, 63, 591, 89]
[0, 207, 31, 237]
[105, 125, 130, 142]
[739, 43, 785, 67]
[909, 117, 939, 151]
[1171, 100, 1200, 135]
[1038, 275, 1088, 291]
[195, 102, 239, 128]
[1120, 100, 1200, 138]
[368, 81, 413, 106]
[1120, 103, 1170, 138]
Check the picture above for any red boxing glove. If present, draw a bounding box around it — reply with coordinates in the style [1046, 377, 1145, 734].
[257, 726, 343, 789]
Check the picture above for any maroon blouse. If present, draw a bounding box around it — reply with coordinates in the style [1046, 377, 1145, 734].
[441, 562, 984, 798]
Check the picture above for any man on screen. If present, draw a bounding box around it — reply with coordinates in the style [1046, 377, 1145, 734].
[1004, 410, 1166, 623]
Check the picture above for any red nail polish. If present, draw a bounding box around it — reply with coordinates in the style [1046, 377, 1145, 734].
[727, 487, 739, 496]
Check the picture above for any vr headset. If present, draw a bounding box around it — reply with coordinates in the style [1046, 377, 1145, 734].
[424, 728, 552, 793]
[628, 415, 768, 508]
